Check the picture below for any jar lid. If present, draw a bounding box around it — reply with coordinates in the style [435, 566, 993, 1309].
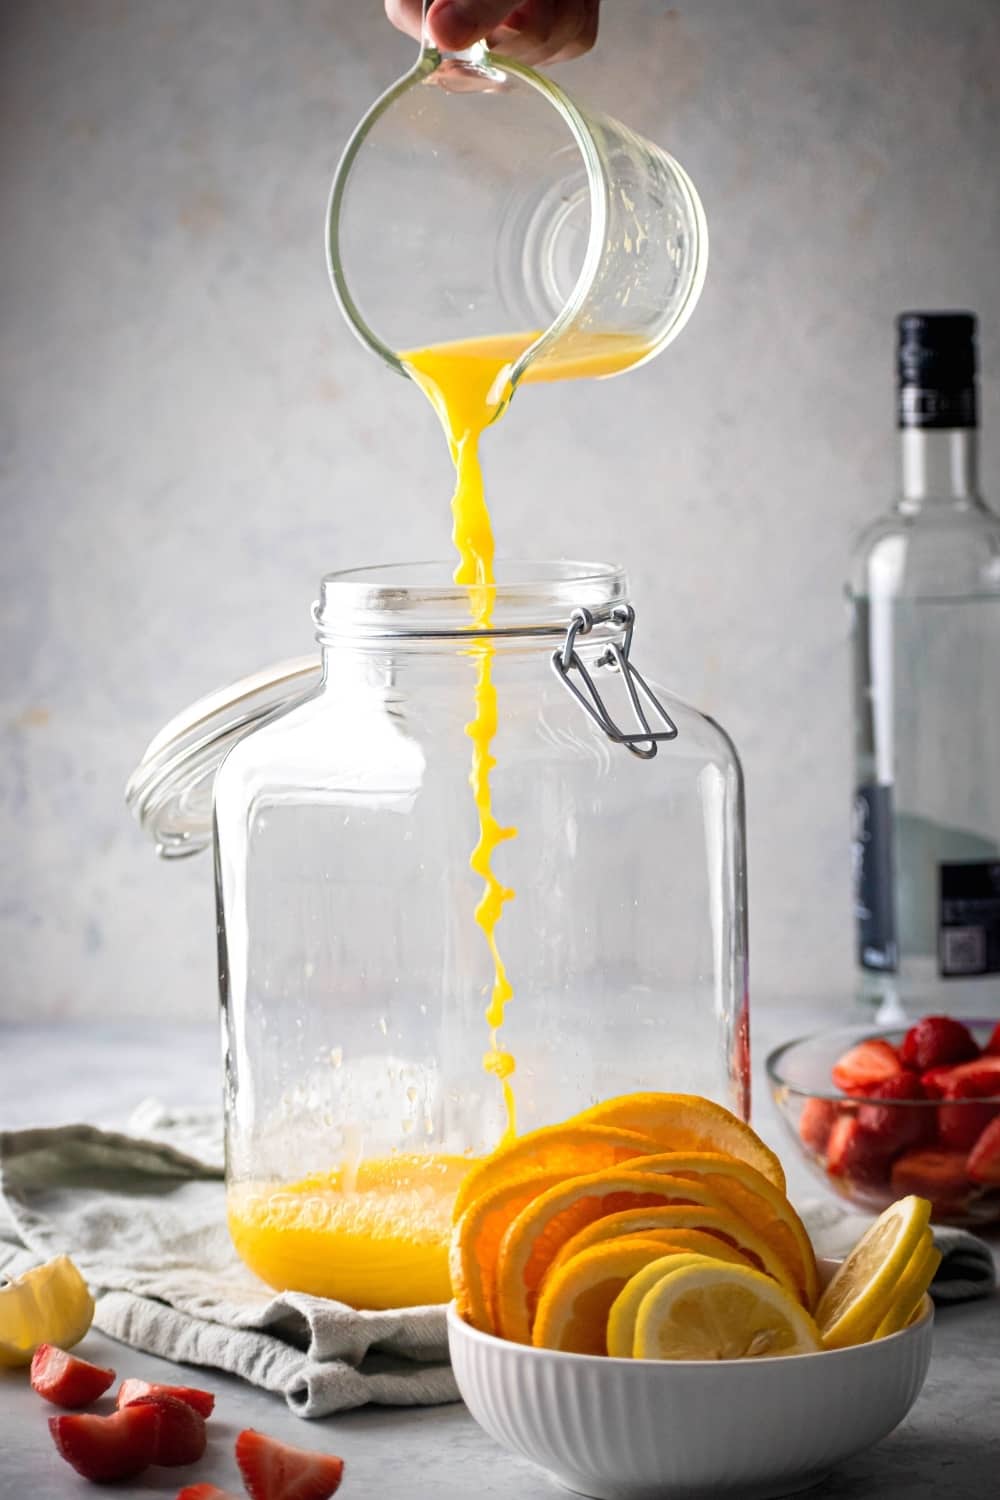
[125, 656, 321, 858]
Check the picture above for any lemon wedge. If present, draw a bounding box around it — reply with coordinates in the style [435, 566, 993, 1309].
[872, 1237, 940, 1340]
[0, 1255, 95, 1367]
[632, 1260, 821, 1360]
[816, 1195, 931, 1350]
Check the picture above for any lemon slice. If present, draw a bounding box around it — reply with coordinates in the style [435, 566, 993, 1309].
[816, 1195, 931, 1350]
[873, 1238, 940, 1340]
[607, 1252, 723, 1357]
[633, 1260, 821, 1360]
[0, 1255, 95, 1367]
[533, 1242, 716, 1355]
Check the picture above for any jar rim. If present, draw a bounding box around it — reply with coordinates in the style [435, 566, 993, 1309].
[315, 558, 629, 639]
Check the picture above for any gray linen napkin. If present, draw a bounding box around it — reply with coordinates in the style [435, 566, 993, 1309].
[0, 1102, 457, 1418]
[800, 1198, 997, 1302]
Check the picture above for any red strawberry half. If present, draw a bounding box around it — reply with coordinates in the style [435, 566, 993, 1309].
[985, 1020, 1000, 1057]
[118, 1376, 215, 1419]
[177, 1487, 241, 1500]
[923, 1054, 1000, 1098]
[831, 1038, 902, 1095]
[49, 1403, 159, 1482]
[798, 1097, 840, 1155]
[922, 1054, 1000, 1150]
[900, 1014, 979, 1071]
[236, 1428, 345, 1500]
[856, 1070, 931, 1153]
[30, 1345, 116, 1409]
[826, 1115, 893, 1185]
[967, 1114, 1000, 1185]
[128, 1394, 207, 1467]
[891, 1147, 970, 1212]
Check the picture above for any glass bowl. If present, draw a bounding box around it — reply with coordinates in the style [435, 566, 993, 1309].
[767, 1021, 1000, 1227]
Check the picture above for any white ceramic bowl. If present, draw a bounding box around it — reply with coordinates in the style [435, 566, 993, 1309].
[447, 1263, 934, 1500]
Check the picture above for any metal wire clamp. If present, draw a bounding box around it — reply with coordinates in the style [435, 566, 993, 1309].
[551, 605, 679, 760]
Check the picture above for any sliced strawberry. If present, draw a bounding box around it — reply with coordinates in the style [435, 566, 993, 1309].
[30, 1345, 115, 1409]
[176, 1488, 241, 1500]
[856, 1070, 931, 1153]
[967, 1114, 1000, 1185]
[900, 1014, 979, 1071]
[985, 1020, 1000, 1057]
[923, 1054, 1000, 1098]
[939, 1100, 999, 1151]
[118, 1377, 215, 1419]
[236, 1427, 345, 1500]
[49, 1403, 159, 1482]
[890, 1146, 970, 1211]
[920, 1054, 1000, 1149]
[826, 1115, 893, 1184]
[831, 1038, 902, 1095]
[798, 1097, 840, 1154]
[129, 1394, 207, 1467]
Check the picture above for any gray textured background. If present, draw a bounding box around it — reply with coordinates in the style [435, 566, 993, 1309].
[2, 0, 998, 1021]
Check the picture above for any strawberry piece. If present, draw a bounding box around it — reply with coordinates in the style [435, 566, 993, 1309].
[967, 1114, 1000, 1185]
[831, 1038, 902, 1095]
[890, 1146, 970, 1211]
[929, 1054, 1000, 1096]
[900, 1014, 979, 1071]
[939, 1100, 999, 1151]
[129, 1394, 207, 1467]
[176, 1488, 241, 1500]
[856, 1070, 931, 1153]
[236, 1427, 345, 1500]
[921, 1054, 1000, 1149]
[30, 1344, 115, 1408]
[826, 1115, 893, 1184]
[49, 1403, 159, 1482]
[798, 1097, 840, 1154]
[118, 1376, 215, 1419]
[985, 1020, 1000, 1056]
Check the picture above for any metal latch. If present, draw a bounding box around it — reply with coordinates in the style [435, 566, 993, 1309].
[551, 605, 678, 760]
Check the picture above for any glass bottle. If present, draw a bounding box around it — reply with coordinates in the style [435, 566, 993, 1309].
[850, 312, 1000, 1021]
[129, 560, 749, 1309]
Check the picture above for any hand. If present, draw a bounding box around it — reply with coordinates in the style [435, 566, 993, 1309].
[386, 1, 600, 65]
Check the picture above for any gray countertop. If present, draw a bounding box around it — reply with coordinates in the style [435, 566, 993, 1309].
[1, 1004, 997, 1500]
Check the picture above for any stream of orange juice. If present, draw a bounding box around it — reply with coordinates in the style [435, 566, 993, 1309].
[228, 331, 648, 1307]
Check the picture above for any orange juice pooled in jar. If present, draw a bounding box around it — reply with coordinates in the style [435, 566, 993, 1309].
[228, 330, 648, 1310]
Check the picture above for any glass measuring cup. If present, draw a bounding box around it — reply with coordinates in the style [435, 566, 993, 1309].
[327, 7, 708, 396]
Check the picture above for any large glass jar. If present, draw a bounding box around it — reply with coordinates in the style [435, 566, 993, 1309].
[129, 560, 748, 1309]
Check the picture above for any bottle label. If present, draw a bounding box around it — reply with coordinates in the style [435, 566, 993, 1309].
[939, 862, 1000, 977]
[854, 785, 897, 972]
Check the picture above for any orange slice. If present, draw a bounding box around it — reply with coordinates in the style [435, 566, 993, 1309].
[450, 1171, 564, 1334]
[542, 1205, 799, 1297]
[544, 1220, 758, 1283]
[451, 1123, 660, 1222]
[495, 1169, 733, 1343]
[573, 1094, 785, 1193]
[533, 1242, 715, 1354]
[624, 1152, 817, 1307]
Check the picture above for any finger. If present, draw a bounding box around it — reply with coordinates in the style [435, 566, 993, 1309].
[484, 1, 559, 65]
[547, 0, 599, 62]
[426, 0, 525, 52]
[384, 0, 425, 42]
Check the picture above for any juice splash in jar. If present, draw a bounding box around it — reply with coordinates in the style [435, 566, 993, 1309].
[403, 331, 650, 1137]
[229, 331, 647, 1308]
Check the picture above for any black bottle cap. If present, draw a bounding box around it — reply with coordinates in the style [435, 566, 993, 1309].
[897, 311, 977, 429]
